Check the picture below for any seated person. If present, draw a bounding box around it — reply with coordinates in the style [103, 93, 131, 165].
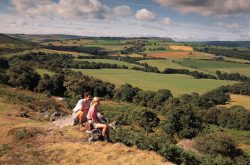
[72, 92, 91, 126]
[87, 97, 111, 142]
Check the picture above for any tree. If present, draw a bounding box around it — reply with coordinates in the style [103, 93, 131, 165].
[133, 90, 156, 107]
[8, 64, 40, 90]
[35, 74, 52, 94]
[163, 104, 204, 139]
[50, 74, 65, 96]
[114, 83, 139, 102]
[137, 110, 160, 134]
[152, 89, 172, 108]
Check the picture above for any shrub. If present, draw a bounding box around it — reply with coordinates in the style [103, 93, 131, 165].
[114, 83, 139, 102]
[136, 110, 160, 134]
[163, 104, 204, 139]
[7, 63, 40, 90]
[194, 132, 239, 157]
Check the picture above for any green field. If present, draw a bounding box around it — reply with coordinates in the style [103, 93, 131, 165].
[74, 59, 142, 68]
[73, 69, 236, 96]
[36, 69, 55, 76]
[139, 59, 212, 74]
[177, 59, 250, 77]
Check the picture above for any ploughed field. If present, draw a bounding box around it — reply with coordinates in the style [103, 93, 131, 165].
[73, 69, 236, 96]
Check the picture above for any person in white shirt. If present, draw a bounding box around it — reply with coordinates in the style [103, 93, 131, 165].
[72, 92, 91, 126]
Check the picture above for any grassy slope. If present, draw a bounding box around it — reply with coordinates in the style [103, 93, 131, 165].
[74, 59, 143, 68]
[0, 34, 34, 52]
[177, 59, 250, 77]
[73, 69, 236, 96]
[2, 48, 92, 58]
[0, 85, 171, 165]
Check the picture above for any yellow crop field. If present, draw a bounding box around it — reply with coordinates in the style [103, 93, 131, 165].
[169, 45, 193, 51]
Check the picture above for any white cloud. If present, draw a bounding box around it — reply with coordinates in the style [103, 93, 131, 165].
[135, 9, 156, 22]
[154, 0, 250, 16]
[113, 5, 132, 17]
[11, 0, 111, 19]
[247, 32, 250, 36]
[159, 17, 174, 26]
[216, 22, 242, 29]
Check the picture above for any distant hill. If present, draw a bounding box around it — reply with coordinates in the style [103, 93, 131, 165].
[9, 34, 84, 43]
[9, 34, 175, 43]
[201, 41, 250, 49]
[0, 34, 35, 54]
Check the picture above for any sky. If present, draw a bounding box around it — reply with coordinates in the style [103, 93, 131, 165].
[0, 0, 250, 41]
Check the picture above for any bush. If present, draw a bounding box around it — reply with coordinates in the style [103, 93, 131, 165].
[114, 83, 139, 102]
[194, 132, 239, 157]
[136, 110, 160, 134]
[7, 63, 40, 90]
[217, 106, 250, 130]
[163, 104, 204, 139]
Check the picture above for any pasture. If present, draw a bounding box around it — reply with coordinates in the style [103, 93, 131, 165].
[73, 69, 236, 96]
[177, 59, 250, 77]
[139, 59, 212, 74]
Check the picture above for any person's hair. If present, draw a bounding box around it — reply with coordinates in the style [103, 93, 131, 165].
[82, 92, 90, 98]
[91, 97, 100, 106]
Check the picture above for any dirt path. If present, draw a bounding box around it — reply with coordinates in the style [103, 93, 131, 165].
[52, 115, 74, 128]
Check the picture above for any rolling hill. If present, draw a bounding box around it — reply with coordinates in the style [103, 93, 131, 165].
[0, 34, 35, 54]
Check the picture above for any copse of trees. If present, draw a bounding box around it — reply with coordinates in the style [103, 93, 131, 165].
[216, 71, 250, 82]
[72, 61, 128, 69]
[113, 83, 140, 102]
[204, 106, 250, 130]
[136, 110, 160, 134]
[7, 63, 40, 90]
[163, 104, 204, 139]
[197, 88, 230, 109]
[0, 58, 9, 84]
[64, 71, 115, 99]
[11, 52, 129, 71]
[194, 46, 250, 60]
[216, 83, 250, 96]
[46, 45, 108, 56]
[163, 68, 217, 79]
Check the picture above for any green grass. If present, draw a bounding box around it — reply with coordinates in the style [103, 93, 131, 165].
[139, 59, 212, 74]
[73, 69, 236, 96]
[177, 59, 250, 77]
[36, 69, 55, 76]
[74, 59, 142, 68]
